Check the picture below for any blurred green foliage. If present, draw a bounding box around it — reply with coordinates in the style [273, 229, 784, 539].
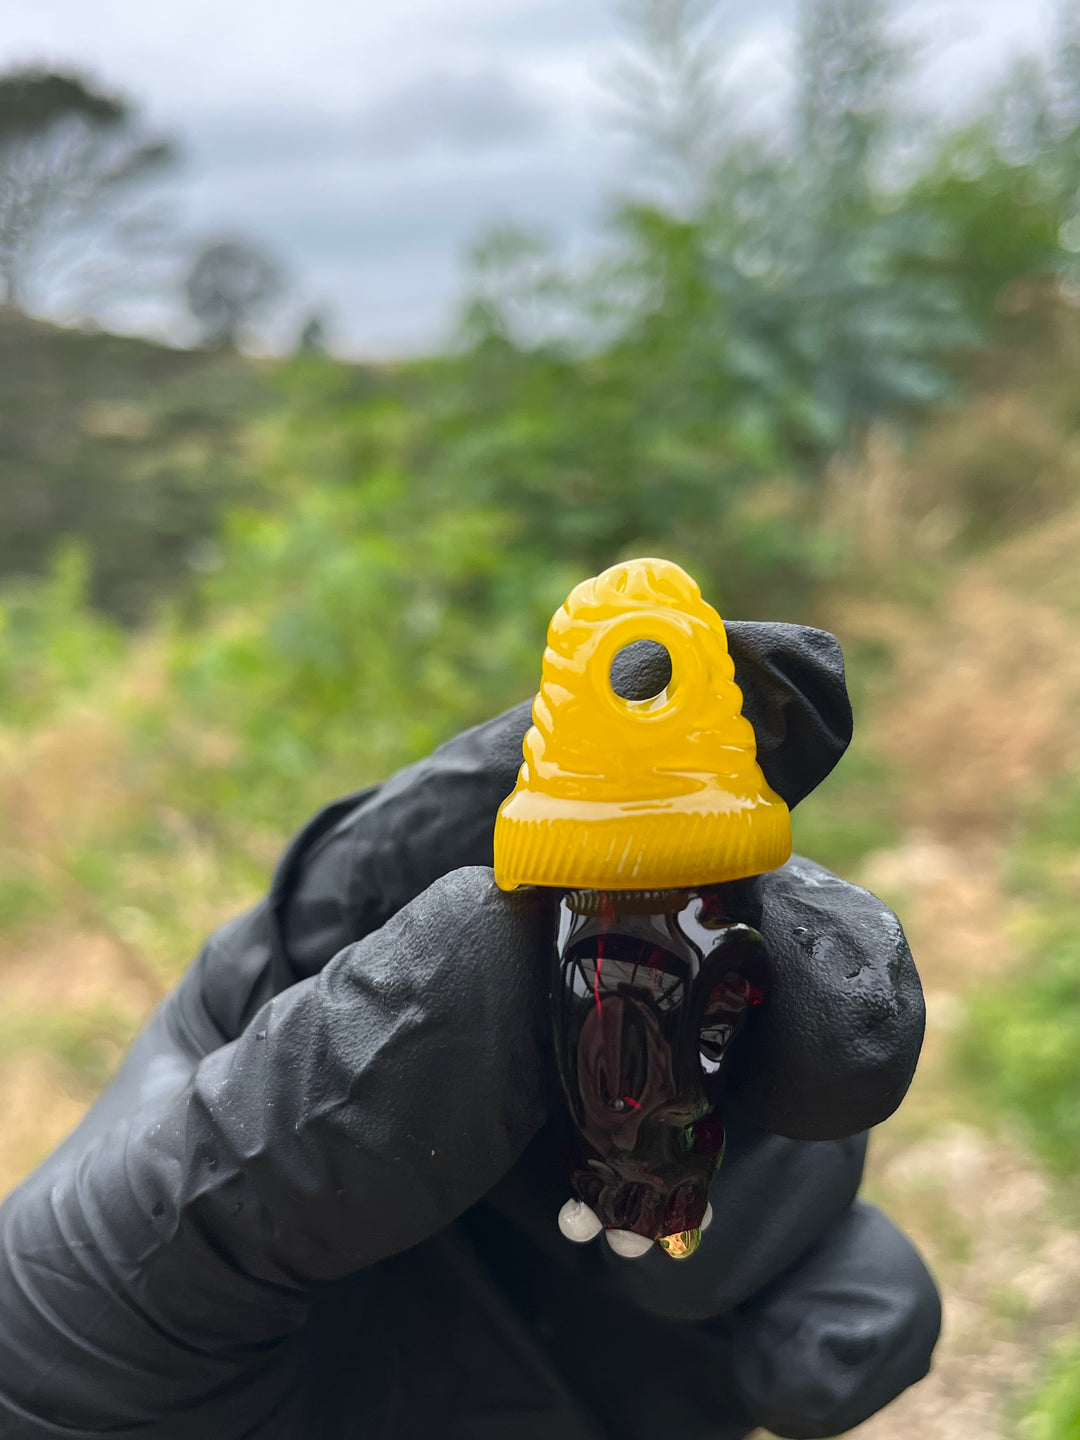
[1016, 1328, 1080, 1438]
[958, 778, 1080, 1177]
[790, 747, 902, 876]
[137, 0, 1080, 829]
[0, 1005, 135, 1093]
[3, 2, 1080, 1109]
[0, 313, 270, 623]
[6, 0, 1080, 640]
[0, 544, 122, 722]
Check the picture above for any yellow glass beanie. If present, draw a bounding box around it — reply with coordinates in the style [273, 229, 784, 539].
[494, 558, 792, 891]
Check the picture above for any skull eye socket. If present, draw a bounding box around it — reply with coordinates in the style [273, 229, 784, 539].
[699, 971, 759, 1064]
[567, 940, 686, 1013]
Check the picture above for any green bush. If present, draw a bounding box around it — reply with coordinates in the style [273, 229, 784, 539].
[1017, 1329, 1080, 1439]
[0, 543, 123, 725]
[957, 779, 1080, 1175]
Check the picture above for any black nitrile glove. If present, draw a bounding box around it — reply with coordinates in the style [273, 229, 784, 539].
[0, 624, 940, 1440]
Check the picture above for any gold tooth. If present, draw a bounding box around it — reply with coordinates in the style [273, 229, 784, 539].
[658, 1227, 702, 1260]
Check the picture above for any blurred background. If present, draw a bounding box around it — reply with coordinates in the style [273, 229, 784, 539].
[1, 0, 1080, 1434]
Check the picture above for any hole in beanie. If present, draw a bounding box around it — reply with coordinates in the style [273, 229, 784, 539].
[609, 639, 672, 702]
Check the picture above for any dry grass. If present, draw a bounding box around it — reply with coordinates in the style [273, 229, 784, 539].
[835, 560, 1080, 836]
[0, 664, 263, 1195]
[0, 1053, 89, 1191]
[807, 484, 1080, 1435]
[839, 836, 1080, 1440]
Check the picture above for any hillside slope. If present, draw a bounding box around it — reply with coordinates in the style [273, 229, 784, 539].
[0, 313, 272, 623]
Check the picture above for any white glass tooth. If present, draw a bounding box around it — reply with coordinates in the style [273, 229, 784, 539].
[701, 1202, 714, 1233]
[604, 1228, 655, 1258]
[558, 1198, 603, 1243]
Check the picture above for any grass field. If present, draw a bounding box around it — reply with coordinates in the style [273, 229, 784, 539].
[2, 311, 1080, 1437]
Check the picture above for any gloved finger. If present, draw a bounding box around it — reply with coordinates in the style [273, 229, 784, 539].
[730, 856, 926, 1142]
[0, 869, 552, 1434]
[732, 1199, 942, 1439]
[273, 621, 851, 982]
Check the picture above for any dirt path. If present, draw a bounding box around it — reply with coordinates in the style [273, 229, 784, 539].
[809, 520, 1080, 1436]
[835, 841, 1080, 1439]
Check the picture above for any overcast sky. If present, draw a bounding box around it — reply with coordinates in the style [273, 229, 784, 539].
[0, 0, 1060, 356]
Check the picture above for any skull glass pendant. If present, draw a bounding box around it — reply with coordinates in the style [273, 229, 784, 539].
[493, 558, 790, 1260]
[552, 883, 767, 1259]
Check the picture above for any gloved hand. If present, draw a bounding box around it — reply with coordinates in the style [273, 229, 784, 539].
[0, 623, 940, 1440]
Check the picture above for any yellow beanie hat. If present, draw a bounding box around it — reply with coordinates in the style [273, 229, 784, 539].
[493, 558, 791, 891]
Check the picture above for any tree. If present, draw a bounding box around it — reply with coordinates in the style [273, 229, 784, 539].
[0, 67, 175, 313]
[295, 310, 329, 355]
[608, 0, 732, 210]
[184, 239, 285, 348]
[795, 0, 903, 211]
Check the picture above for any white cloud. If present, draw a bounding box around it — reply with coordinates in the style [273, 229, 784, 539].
[0, 0, 1062, 355]
[354, 70, 551, 157]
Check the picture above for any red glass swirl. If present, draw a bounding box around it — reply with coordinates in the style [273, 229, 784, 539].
[552, 881, 767, 1243]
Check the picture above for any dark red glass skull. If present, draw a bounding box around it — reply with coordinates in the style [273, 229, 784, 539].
[552, 881, 767, 1248]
